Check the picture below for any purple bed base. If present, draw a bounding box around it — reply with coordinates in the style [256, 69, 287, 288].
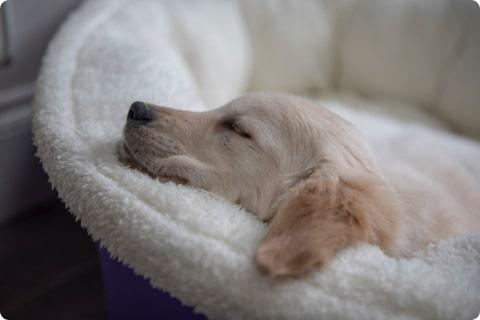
[97, 246, 207, 320]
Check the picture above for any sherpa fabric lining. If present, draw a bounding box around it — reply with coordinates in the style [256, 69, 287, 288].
[34, 1, 480, 319]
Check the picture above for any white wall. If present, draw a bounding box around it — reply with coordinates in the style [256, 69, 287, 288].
[0, 0, 83, 223]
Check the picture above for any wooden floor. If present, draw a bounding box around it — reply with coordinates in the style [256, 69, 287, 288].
[0, 201, 106, 320]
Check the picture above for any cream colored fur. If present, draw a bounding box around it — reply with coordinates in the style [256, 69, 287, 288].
[120, 91, 480, 276]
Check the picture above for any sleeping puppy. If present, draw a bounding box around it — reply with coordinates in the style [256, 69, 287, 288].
[118, 91, 480, 276]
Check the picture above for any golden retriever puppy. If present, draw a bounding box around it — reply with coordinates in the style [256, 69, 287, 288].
[118, 91, 480, 276]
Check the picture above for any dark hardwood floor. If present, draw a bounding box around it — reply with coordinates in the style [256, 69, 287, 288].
[0, 201, 106, 320]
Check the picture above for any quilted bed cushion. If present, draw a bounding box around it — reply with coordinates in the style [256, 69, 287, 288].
[34, 0, 480, 319]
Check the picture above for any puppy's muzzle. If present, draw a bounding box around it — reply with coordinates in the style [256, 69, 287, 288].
[128, 101, 152, 123]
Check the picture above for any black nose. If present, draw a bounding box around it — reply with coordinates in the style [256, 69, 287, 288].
[128, 101, 151, 122]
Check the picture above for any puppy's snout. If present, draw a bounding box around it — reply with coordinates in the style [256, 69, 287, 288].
[128, 101, 151, 123]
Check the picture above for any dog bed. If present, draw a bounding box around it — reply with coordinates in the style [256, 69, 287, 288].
[33, 0, 480, 319]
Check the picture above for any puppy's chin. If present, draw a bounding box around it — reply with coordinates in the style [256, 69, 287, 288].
[157, 175, 189, 185]
[117, 141, 188, 185]
[117, 141, 144, 170]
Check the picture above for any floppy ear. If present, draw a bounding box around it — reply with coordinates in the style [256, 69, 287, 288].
[256, 164, 399, 276]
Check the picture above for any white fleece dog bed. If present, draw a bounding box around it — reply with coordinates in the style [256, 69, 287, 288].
[34, 1, 480, 319]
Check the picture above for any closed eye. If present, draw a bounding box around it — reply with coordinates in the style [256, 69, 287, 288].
[222, 118, 252, 139]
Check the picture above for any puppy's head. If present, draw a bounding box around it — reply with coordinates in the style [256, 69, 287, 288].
[120, 91, 399, 275]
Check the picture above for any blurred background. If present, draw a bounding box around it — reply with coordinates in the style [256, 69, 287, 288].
[0, 0, 105, 319]
[0, 0, 479, 319]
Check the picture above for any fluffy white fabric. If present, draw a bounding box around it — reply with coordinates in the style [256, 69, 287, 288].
[33, 0, 480, 319]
